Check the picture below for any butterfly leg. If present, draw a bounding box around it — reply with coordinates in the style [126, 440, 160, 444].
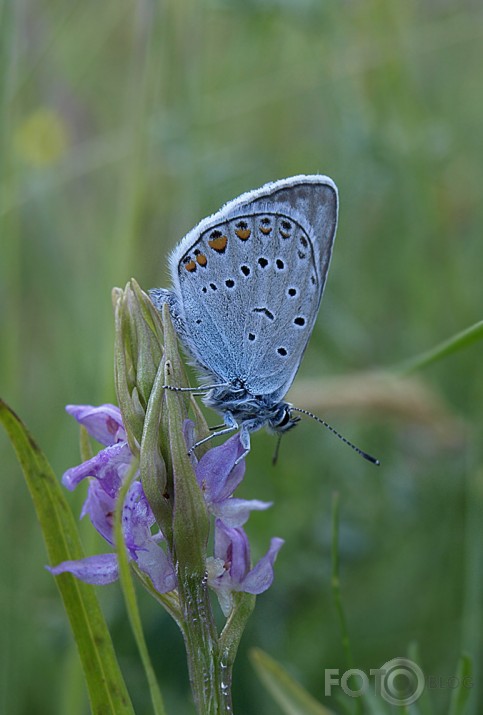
[162, 383, 230, 393]
[194, 420, 251, 465]
[189, 412, 239, 454]
[234, 426, 251, 465]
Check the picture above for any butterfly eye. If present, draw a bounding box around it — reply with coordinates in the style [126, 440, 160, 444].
[277, 408, 291, 427]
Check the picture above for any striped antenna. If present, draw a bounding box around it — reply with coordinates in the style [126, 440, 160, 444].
[291, 407, 380, 466]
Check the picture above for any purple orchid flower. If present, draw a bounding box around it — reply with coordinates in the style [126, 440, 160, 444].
[208, 519, 284, 615]
[49, 405, 283, 605]
[61, 404, 132, 497]
[47, 404, 176, 593]
[184, 420, 272, 527]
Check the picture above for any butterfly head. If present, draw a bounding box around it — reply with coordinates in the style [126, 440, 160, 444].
[268, 402, 300, 434]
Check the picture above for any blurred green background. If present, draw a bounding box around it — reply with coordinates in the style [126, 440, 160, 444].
[1, 1, 482, 713]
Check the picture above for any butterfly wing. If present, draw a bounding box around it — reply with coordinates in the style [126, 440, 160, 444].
[162, 175, 338, 397]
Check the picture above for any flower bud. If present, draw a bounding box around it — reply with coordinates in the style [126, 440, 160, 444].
[162, 304, 210, 577]
[140, 359, 172, 544]
[112, 280, 164, 453]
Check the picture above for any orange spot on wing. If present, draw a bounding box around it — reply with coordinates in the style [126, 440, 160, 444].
[184, 260, 197, 272]
[196, 253, 207, 266]
[208, 235, 228, 252]
[280, 230, 290, 238]
[235, 228, 251, 240]
[260, 226, 272, 235]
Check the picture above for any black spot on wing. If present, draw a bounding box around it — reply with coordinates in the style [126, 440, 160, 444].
[253, 307, 274, 321]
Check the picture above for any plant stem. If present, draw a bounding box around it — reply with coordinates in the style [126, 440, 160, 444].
[178, 573, 233, 714]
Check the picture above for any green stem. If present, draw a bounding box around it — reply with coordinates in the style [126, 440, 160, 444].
[177, 573, 233, 715]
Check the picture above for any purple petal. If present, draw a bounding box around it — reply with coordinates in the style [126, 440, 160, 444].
[81, 480, 116, 544]
[66, 404, 126, 445]
[211, 498, 273, 527]
[135, 541, 177, 593]
[196, 434, 246, 503]
[241, 537, 284, 595]
[213, 520, 236, 562]
[62, 442, 134, 495]
[47, 553, 119, 585]
[122, 481, 155, 553]
[214, 521, 250, 585]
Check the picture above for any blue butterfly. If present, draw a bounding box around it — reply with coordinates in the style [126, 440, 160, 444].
[151, 175, 378, 465]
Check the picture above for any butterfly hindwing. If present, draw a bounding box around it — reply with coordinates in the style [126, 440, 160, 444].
[165, 176, 338, 398]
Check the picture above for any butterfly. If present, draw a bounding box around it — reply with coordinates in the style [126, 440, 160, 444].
[150, 175, 379, 464]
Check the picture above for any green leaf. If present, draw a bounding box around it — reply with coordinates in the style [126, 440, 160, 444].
[219, 591, 256, 673]
[250, 648, 335, 715]
[448, 654, 473, 715]
[0, 399, 135, 715]
[395, 320, 483, 374]
[406, 643, 433, 715]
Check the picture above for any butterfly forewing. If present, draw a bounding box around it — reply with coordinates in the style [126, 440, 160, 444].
[174, 178, 338, 397]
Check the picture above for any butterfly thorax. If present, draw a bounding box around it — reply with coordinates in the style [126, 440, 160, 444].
[203, 384, 299, 434]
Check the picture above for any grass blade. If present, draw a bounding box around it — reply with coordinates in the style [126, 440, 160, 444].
[0, 399, 135, 715]
[448, 654, 473, 715]
[250, 647, 335, 715]
[395, 321, 483, 375]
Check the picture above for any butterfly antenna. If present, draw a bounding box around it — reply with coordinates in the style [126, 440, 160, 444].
[291, 407, 380, 466]
[272, 434, 283, 466]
